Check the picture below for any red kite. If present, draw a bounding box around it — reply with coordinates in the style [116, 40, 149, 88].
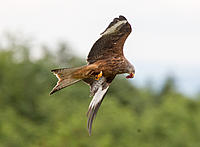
[50, 15, 135, 135]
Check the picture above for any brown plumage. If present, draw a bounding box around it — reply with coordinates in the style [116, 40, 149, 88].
[50, 15, 135, 135]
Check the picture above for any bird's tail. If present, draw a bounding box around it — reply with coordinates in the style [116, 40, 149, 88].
[50, 67, 83, 95]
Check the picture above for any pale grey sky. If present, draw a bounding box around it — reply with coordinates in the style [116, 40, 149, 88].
[0, 0, 200, 95]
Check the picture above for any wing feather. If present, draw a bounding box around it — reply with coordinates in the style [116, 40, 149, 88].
[87, 86, 109, 136]
[87, 16, 130, 64]
[83, 76, 115, 135]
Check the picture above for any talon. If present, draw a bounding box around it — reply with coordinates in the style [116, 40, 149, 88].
[95, 71, 103, 80]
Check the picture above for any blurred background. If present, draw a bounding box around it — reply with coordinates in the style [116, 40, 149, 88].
[0, 0, 200, 146]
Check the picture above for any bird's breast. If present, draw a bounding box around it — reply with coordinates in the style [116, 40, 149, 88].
[95, 57, 127, 76]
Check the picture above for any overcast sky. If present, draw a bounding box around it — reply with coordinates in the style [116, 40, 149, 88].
[0, 0, 200, 95]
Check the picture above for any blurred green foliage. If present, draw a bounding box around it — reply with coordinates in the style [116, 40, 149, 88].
[0, 34, 200, 147]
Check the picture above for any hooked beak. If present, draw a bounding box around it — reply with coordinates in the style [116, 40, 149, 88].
[126, 72, 135, 79]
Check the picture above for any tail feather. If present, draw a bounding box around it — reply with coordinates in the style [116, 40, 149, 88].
[50, 67, 81, 95]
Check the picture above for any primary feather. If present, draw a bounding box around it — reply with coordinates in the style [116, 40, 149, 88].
[87, 83, 109, 136]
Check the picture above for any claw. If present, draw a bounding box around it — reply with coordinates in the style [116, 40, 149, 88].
[95, 71, 103, 80]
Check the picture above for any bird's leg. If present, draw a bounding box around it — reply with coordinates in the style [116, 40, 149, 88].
[95, 71, 103, 80]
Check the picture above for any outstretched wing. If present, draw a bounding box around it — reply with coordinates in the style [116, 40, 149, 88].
[87, 15, 131, 64]
[83, 76, 115, 135]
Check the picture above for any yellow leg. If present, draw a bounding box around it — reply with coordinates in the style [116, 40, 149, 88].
[95, 71, 103, 80]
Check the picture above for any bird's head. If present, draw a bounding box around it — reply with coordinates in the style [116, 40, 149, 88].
[100, 15, 132, 37]
[125, 62, 135, 79]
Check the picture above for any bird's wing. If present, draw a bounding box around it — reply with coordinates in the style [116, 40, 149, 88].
[87, 15, 131, 64]
[83, 76, 115, 135]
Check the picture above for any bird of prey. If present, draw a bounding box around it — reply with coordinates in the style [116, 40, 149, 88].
[50, 15, 135, 135]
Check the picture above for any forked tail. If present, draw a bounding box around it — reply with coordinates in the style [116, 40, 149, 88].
[50, 67, 82, 95]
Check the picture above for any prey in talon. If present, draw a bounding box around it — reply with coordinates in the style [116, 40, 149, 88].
[50, 15, 135, 135]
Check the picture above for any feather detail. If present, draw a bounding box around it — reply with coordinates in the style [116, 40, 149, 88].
[50, 68, 81, 95]
[101, 20, 127, 36]
[87, 76, 109, 136]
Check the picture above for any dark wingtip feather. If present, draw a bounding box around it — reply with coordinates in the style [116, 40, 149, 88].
[119, 15, 127, 20]
[51, 68, 66, 74]
[87, 107, 95, 136]
[49, 85, 60, 95]
[51, 69, 58, 73]
[49, 91, 53, 95]
[87, 101, 103, 136]
[49, 88, 57, 95]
